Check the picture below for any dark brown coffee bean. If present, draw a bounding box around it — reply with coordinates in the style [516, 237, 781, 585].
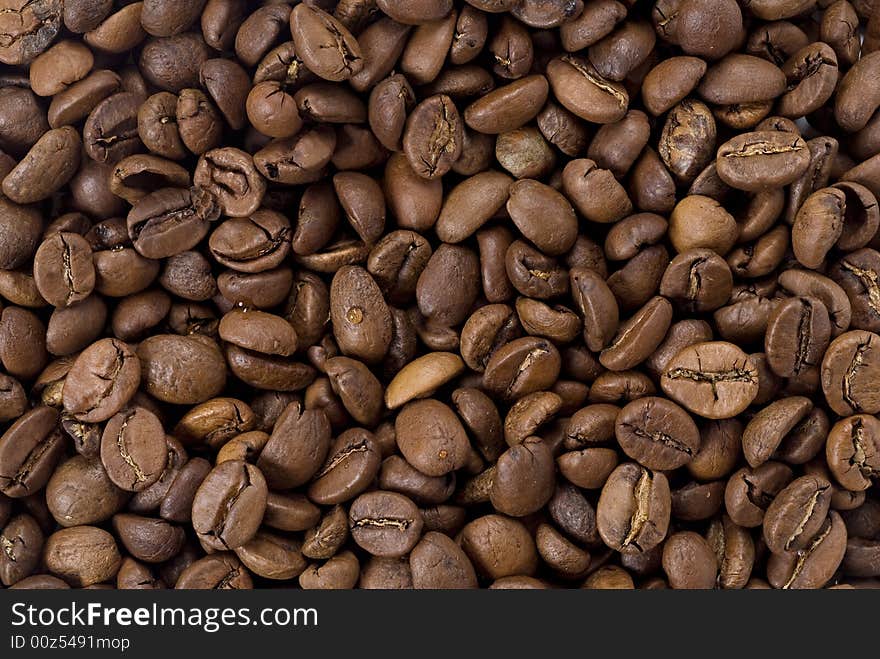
[175, 553, 253, 589]
[615, 397, 700, 471]
[547, 55, 628, 124]
[191, 460, 267, 551]
[763, 475, 832, 555]
[99, 407, 167, 493]
[410, 531, 477, 589]
[462, 515, 538, 579]
[0, 406, 63, 498]
[349, 491, 423, 557]
[2, 127, 81, 203]
[308, 429, 381, 505]
[113, 513, 185, 563]
[403, 95, 462, 180]
[0, 513, 44, 586]
[330, 265, 392, 364]
[600, 296, 673, 371]
[0, 0, 62, 65]
[137, 335, 225, 405]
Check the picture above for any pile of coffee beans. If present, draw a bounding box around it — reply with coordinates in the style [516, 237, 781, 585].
[2, 0, 880, 591]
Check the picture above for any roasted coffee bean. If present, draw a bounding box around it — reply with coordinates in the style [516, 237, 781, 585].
[597, 463, 671, 555]
[661, 342, 759, 419]
[742, 397, 813, 468]
[763, 475, 833, 555]
[716, 131, 811, 192]
[0, 513, 44, 586]
[97, 407, 166, 494]
[615, 397, 700, 471]
[0, 406, 64, 498]
[547, 55, 628, 124]
[349, 491, 423, 557]
[174, 553, 252, 589]
[821, 330, 880, 416]
[826, 414, 880, 492]
[191, 460, 267, 551]
[43, 526, 121, 587]
[308, 429, 380, 505]
[63, 339, 141, 423]
[395, 400, 470, 477]
[2, 127, 81, 204]
[403, 95, 462, 180]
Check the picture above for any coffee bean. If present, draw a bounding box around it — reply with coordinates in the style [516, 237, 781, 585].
[410, 531, 477, 589]
[174, 398, 255, 450]
[308, 429, 381, 505]
[615, 397, 700, 471]
[821, 330, 880, 416]
[395, 399, 470, 477]
[349, 491, 423, 557]
[767, 511, 846, 589]
[0, 513, 44, 586]
[191, 460, 267, 551]
[597, 463, 671, 555]
[547, 54, 628, 124]
[44, 526, 121, 587]
[462, 515, 538, 579]
[661, 342, 759, 419]
[763, 475, 832, 555]
[235, 531, 307, 581]
[742, 397, 813, 468]
[826, 414, 880, 492]
[663, 531, 718, 589]
[2, 127, 81, 203]
[138, 334, 225, 405]
[716, 131, 811, 192]
[175, 553, 253, 589]
[113, 513, 185, 563]
[403, 95, 462, 180]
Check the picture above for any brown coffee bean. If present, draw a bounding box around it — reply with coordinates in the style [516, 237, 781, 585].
[175, 553, 253, 589]
[410, 531, 477, 589]
[821, 330, 880, 416]
[615, 397, 700, 471]
[191, 460, 267, 551]
[308, 429, 381, 505]
[349, 491, 423, 558]
[403, 95, 462, 180]
[464, 75, 549, 134]
[597, 463, 671, 555]
[395, 400, 470, 477]
[0, 406, 64, 498]
[663, 531, 718, 589]
[661, 342, 759, 419]
[330, 265, 392, 364]
[767, 511, 847, 589]
[826, 414, 880, 492]
[716, 131, 811, 192]
[44, 526, 121, 587]
[2, 127, 81, 204]
[100, 407, 167, 493]
[461, 515, 538, 579]
[763, 475, 832, 555]
[547, 55, 628, 124]
[138, 335, 226, 405]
